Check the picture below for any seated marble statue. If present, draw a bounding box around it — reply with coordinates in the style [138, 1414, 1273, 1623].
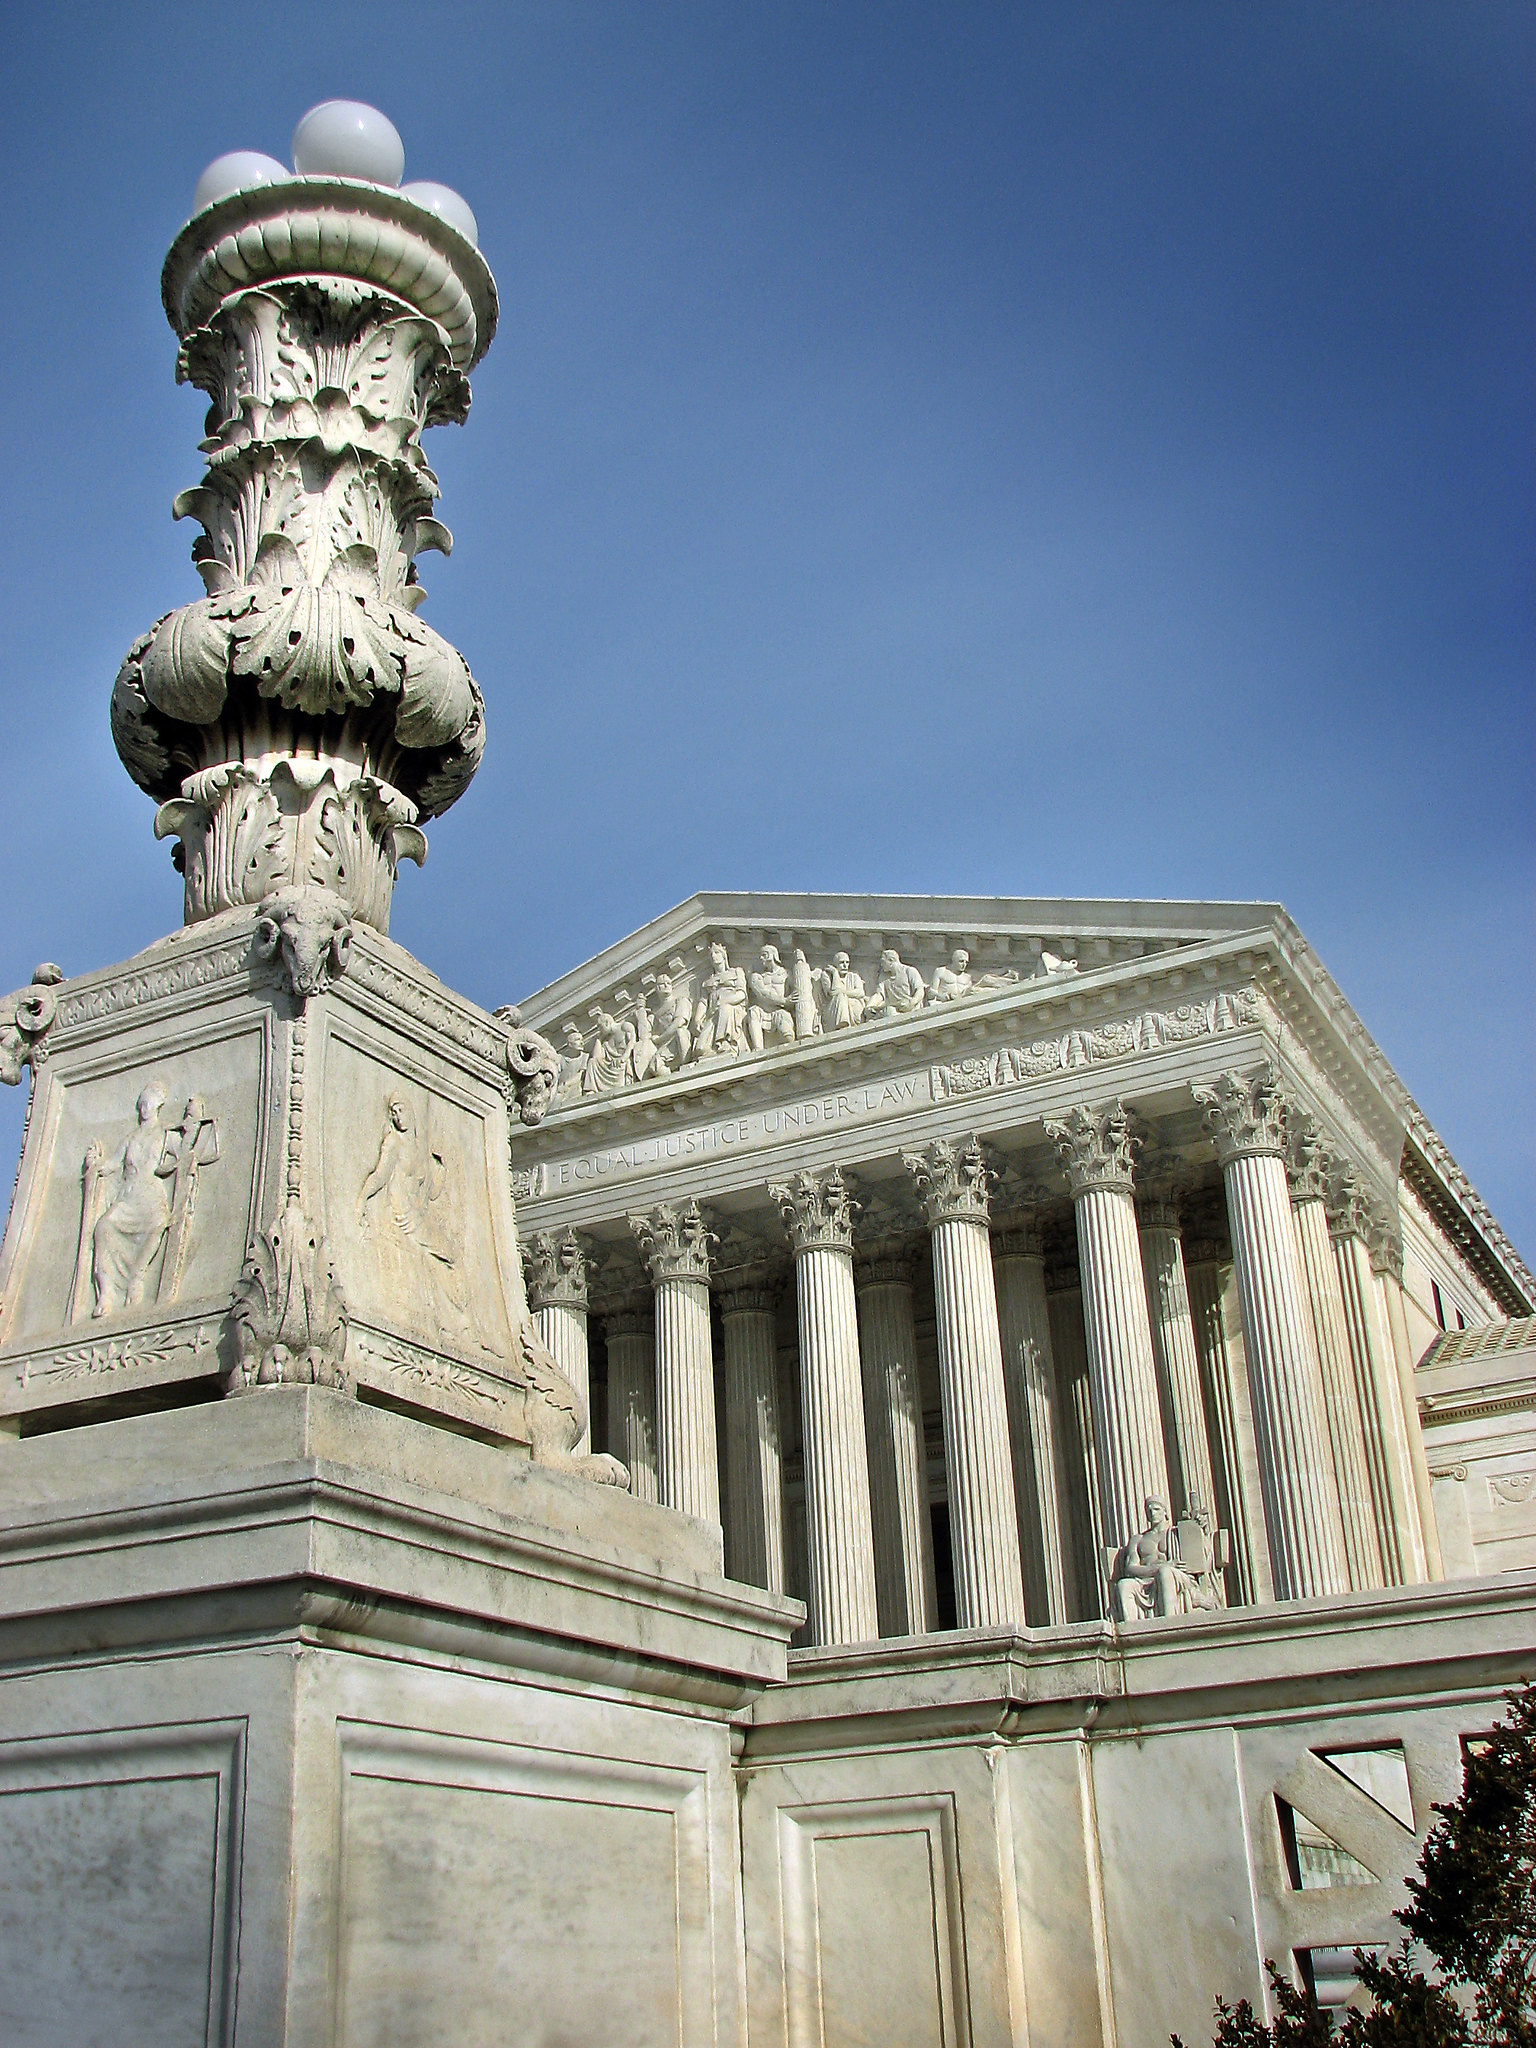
[649, 973, 692, 1069]
[867, 949, 926, 1019]
[582, 1010, 635, 1094]
[628, 995, 666, 1084]
[814, 952, 869, 1032]
[746, 945, 796, 1052]
[1107, 1497, 1227, 1620]
[694, 942, 747, 1057]
[929, 947, 1020, 1004]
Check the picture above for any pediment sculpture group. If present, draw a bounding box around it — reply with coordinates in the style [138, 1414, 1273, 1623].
[555, 939, 1082, 1104]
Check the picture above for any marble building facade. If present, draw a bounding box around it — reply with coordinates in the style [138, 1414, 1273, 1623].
[513, 891, 1531, 1642]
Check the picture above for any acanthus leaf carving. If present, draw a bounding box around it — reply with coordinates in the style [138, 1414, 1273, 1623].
[1043, 1099, 1141, 1196]
[227, 1200, 350, 1392]
[523, 1226, 589, 1312]
[631, 1199, 716, 1283]
[1192, 1064, 1289, 1166]
[903, 1135, 994, 1226]
[770, 1165, 858, 1254]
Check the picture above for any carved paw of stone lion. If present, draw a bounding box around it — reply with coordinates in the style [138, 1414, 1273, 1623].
[516, 1317, 632, 1489]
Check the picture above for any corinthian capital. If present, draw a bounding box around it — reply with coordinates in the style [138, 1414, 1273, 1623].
[1367, 1215, 1405, 1282]
[1325, 1160, 1374, 1245]
[1192, 1065, 1288, 1166]
[630, 1199, 715, 1283]
[902, 1136, 993, 1226]
[1285, 1113, 1335, 1206]
[770, 1166, 857, 1254]
[1043, 1100, 1139, 1196]
[523, 1227, 589, 1312]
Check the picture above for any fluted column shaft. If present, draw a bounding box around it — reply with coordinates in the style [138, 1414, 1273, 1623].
[1045, 1100, 1174, 1570]
[904, 1141, 1027, 1630]
[854, 1247, 937, 1637]
[1374, 1241, 1442, 1581]
[771, 1170, 879, 1646]
[524, 1227, 592, 1454]
[993, 1229, 1070, 1625]
[1329, 1208, 1420, 1585]
[1137, 1204, 1218, 1527]
[719, 1276, 786, 1593]
[602, 1300, 658, 1504]
[1291, 1189, 1383, 1590]
[1048, 1278, 1105, 1620]
[1195, 1070, 1347, 1601]
[631, 1203, 720, 1529]
[1184, 1252, 1271, 1606]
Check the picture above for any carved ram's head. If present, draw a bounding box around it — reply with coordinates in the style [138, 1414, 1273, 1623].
[254, 887, 352, 1000]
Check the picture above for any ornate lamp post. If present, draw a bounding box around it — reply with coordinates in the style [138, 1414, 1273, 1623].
[0, 105, 619, 1481]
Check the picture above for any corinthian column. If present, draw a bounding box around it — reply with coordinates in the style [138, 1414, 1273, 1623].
[770, 1169, 879, 1645]
[717, 1266, 786, 1593]
[1192, 1068, 1346, 1600]
[1047, 1270, 1105, 1619]
[1136, 1199, 1218, 1528]
[991, 1218, 1070, 1626]
[1042, 1103, 1170, 1558]
[630, 1201, 720, 1529]
[1325, 1172, 1422, 1585]
[524, 1227, 592, 1455]
[1183, 1246, 1272, 1606]
[853, 1239, 937, 1637]
[1369, 1216, 1441, 1580]
[1286, 1131, 1384, 1591]
[902, 1139, 1027, 1630]
[600, 1292, 658, 1504]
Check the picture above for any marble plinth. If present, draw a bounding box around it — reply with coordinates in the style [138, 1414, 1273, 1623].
[0, 1390, 798, 2047]
[0, 910, 611, 1481]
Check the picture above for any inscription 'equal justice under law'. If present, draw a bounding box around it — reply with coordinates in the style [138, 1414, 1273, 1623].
[554, 1075, 928, 1186]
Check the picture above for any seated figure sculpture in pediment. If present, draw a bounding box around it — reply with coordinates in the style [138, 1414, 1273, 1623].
[929, 947, 1020, 1005]
[814, 951, 870, 1032]
[746, 945, 796, 1054]
[649, 972, 693, 1070]
[867, 949, 926, 1020]
[1107, 1497, 1228, 1620]
[583, 1010, 635, 1094]
[694, 942, 748, 1058]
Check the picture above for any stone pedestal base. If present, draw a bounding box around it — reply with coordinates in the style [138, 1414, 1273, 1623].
[0, 1391, 797, 2047]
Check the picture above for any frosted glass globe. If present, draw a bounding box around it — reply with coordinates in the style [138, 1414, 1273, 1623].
[291, 101, 404, 186]
[192, 151, 289, 214]
[399, 180, 479, 248]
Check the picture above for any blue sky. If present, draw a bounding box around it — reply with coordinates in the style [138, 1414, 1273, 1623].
[0, 4, 1530, 1259]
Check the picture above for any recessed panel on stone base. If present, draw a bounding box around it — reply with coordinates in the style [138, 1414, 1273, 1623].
[0, 1721, 244, 2048]
[334, 1724, 710, 2048]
